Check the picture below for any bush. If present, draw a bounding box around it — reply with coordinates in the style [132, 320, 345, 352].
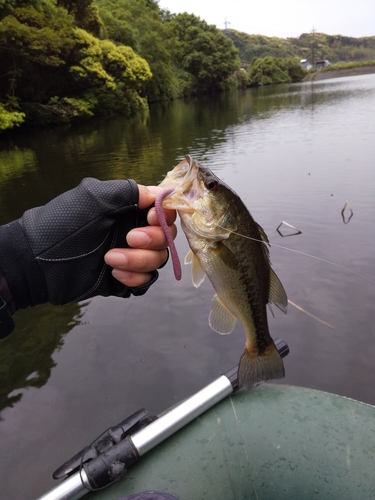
[0, 103, 25, 131]
[248, 56, 306, 86]
[249, 56, 291, 86]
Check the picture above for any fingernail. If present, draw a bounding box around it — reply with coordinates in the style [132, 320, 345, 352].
[105, 251, 128, 267]
[127, 230, 150, 248]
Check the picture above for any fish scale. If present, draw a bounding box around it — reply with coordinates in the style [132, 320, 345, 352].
[217, 234, 272, 352]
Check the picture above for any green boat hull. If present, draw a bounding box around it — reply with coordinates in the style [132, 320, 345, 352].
[89, 384, 375, 500]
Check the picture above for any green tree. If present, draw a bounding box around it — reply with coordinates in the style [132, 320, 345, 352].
[0, 3, 152, 129]
[38, 30, 152, 121]
[0, 6, 75, 99]
[0, 0, 55, 18]
[247, 56, 306, 86]
[168, 13, 240, 93]
[278, 57, 306, 82]
[249, 56, 291, 86]
[56, 0, 103, 37]
[98, 5, 140, 51]
[96, 0, 179, 102]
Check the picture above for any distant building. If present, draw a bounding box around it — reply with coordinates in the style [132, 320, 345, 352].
[315, 60, 331, 69]
[300, 59, 313, 70]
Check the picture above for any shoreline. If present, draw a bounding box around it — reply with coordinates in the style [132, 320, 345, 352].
[303, 65, 375, 82]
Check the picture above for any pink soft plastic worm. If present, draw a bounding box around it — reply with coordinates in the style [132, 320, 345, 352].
[155, 187, 182, 280]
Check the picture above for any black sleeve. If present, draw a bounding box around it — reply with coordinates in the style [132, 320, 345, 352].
[0, 178, 160, 338]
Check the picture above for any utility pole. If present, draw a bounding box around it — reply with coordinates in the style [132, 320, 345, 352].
[224, 18, 231, 33]
[311, 27, 316, 67]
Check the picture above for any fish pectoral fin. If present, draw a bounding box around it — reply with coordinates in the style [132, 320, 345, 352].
[215, 241, 238, 270]
[185, 250, 206, 288]
[184, 249, 194, 264]
[209, 294, 237, 335]
[269, 268, 288, 314]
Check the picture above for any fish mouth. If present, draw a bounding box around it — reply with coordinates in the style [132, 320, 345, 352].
[160, 155, 196, 186]
[159, 155, 202, 210]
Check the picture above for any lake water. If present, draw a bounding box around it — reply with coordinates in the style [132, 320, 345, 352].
[0, 74, 374, 499]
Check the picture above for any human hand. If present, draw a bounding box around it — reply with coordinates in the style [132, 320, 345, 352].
[105, 185, 177, 288]
[0, 179, 177, 314]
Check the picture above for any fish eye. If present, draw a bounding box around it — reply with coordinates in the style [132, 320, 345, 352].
[205, 179, 219, 191]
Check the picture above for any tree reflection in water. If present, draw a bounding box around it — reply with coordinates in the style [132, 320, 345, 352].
[0, 302, 85, 414]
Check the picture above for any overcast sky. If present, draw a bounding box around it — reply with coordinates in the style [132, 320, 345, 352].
[159, 0, 375, 38]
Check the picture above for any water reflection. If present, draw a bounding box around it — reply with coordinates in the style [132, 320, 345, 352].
[2, 76, 372, 219]
[0, 303, 84, 414]
[259, 76, 375, 112]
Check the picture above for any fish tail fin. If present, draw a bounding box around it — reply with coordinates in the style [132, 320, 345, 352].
[237, 342, 285, 389]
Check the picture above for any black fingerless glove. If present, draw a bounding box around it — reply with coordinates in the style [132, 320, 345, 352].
[0, 178, 159, 327]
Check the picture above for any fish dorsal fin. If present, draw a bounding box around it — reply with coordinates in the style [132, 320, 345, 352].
[269, 268, 288, 314]
[257, 223, 271, 262]
[185, 250, 206, 288]
[209, 294, 237, 335]
[257, 223, 270, 245]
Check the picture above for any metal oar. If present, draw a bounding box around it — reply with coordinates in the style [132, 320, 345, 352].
[36, 338, 289, 500]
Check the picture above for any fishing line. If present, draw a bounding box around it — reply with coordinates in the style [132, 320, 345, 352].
[229, 230, 375, 285]
[173, 191, 375, 286]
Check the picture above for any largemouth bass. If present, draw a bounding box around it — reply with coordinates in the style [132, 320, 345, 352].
[159, 156, 288, 388]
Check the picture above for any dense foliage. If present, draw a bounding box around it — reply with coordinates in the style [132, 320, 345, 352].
[227, 29, 375, 65]
[0, 0, 241, 130]
[0, 0, 153, 129]
[247, 57, 306, 86]
[168, 13, 240, 94]
[96, 3, 240, 100]
[96, 0, 179, 102]
[1, 1, 373, 132]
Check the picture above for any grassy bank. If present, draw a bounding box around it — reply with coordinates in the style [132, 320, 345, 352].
[321, 60, 375, 71]
[303, 61, 375, 81]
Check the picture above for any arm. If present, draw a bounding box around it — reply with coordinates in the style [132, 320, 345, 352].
[0, 178, 176, 339]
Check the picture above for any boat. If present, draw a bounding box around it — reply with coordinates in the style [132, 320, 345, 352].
[36, 339, 375, 500]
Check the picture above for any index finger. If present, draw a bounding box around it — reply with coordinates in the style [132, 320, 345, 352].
[147, 206, 176, 226]
[137, 185, 176, 226]
[137, 185, 159, 209]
